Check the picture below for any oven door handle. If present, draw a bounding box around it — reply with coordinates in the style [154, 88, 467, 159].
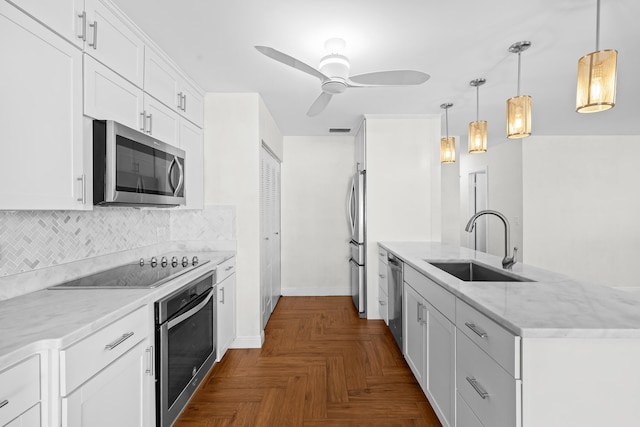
[167, 287, 214, 329]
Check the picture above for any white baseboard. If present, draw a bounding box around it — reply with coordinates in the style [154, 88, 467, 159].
[281, 287, 351, 296]
[229, 334, 263, 349]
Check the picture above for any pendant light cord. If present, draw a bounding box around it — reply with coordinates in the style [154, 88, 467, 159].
[476, 85, 480, 121]
[595, 0, 601, 51]
[517, 52, 522, 96]
[445, 108, 449, 139]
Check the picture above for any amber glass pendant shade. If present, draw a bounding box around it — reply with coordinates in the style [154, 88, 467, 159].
[468, 121, 487, 153]
[440, 137, 456, 163]
[506, 95, 531, 139]
[576, 49, 617, 113]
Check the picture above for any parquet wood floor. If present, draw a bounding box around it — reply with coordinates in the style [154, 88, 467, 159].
[174, 296, 442, 427]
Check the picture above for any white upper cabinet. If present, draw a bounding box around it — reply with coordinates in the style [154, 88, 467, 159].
[178, 120, 204, 210]
[0, 2, 88, 210]
[6, 0, 84, 47]
[143, 95, 180, 146]
[144, 48, 204, 127]
[84, 55, 144, 131]
[83, 0, 145, 87]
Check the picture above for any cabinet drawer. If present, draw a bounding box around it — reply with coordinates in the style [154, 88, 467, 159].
[457, 332, 521, 427]
[456, 392, 484, 427]
[377, 247, 388, 265]
[456, 299, 520, 378]
[378, 283, 388, 324]
[404, 265, 455, 322]
[0, 355, 40, 427]
[216, 257, 236, 283]
[60, 306, 148, 395]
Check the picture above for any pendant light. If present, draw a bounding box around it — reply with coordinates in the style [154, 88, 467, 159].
[440, 103, 455, 164]
[576, 0, 617, 113]
[469, 78, 487, 153]
[506, 41, 532, 139]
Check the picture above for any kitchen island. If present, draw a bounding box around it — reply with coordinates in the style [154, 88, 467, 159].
[380, 241, 640, 427]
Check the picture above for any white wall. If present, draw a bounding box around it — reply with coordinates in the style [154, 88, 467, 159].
[523, 135, 640, 289]
[365, 115, 440, 318]
[454, 140, 523, 259]
[204, 93, 262, 346]
[280, 136, 354, 295]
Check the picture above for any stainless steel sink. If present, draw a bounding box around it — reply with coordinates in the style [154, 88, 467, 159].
[425, 260, 534, 282]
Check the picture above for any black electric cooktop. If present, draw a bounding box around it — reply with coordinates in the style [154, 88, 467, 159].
[49, 256, 210, 290]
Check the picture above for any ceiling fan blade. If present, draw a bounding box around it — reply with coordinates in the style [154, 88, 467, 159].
[307, 92, 332, 117]
[348, 70, 430, 86]
[255, 46, 328, 81]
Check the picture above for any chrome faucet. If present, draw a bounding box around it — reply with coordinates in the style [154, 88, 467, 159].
[465, 210, 518, 270]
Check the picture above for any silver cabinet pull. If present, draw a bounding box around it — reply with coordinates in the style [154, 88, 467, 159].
[416, 302, 423, 323]
[88, 20, 98, 49]
[378, 274, 385, 279]
[466, 376, 489, 399]
[419, 303, 427, 325]
[182, 94, 187, 111]
[77, 12, 87, 41]
[105, 332, 134, 350]
[177, 92, 183, 110]
[465, 322, 488, 338]
[379, 300, 386, 306]
[145, 346, 154, 375]
[220, 286, 225, 304]
[225, 266, 233, 271]
[0, 400, 8, 409]
[140, 111, 146, 132]
[147, 113, 153, 134]
[77, 174, 86, 204]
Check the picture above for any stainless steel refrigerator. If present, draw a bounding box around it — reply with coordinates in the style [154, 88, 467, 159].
[347, 170, 366, 317]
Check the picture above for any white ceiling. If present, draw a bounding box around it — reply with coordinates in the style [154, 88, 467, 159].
[111, 0, 640, 144]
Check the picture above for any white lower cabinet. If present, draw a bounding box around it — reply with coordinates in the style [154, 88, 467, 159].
[4, 404, 40, 427]
[378, 259, 388, 324]
[403, 282, 455, 427]
[0, 355, 41, 427]
[60, 306, 154, 427]
[217, 257, 236, 361]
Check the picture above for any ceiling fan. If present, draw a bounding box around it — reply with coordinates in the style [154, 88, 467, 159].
[255, 38, 430, 117]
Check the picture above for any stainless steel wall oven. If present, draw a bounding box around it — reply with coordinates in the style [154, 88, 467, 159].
[155, 270, 217, 427]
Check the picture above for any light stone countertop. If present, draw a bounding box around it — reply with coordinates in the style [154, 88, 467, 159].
[0, 251, 234, 370]
[380, 241, 640, 339]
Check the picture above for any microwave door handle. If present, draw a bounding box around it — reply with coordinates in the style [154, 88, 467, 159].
[168, 157, 177, 193]
[174, 157, 184, 196]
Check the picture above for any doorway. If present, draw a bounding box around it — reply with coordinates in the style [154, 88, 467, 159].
[468, 169, 488, 252]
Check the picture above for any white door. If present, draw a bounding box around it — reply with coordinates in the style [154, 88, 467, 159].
[260, 146, 281, 328]
[7, 0, 84, 47]
[468, 170, 488, 252]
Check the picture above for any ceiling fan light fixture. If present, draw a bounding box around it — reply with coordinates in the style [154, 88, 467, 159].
[440, 103, 455, 164]
[576, 0, 617, 113]
[469, 78, 487, 153]
[507, 41, 532, 139]
[319, 54, 350, 79]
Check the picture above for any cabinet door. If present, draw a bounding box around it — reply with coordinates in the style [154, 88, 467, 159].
[61, 340, 154, 427]
[143, 95, 179, 146]
[403, 284, 425, 385]
[178, 119, 204, 210]
[178, 80, 204, 128]
[425, 303, 456, 427]
[144, 48, 180, 111]
[0, 2, 87, 210]
[7, 0, 84, 47]
[84, 55, 144, 131]
[83, 0, 144, 87]
[217, 272, 236, 361]
[4, 403, 40, 427]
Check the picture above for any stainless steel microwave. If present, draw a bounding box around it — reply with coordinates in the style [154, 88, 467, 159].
[93, 120, 186, 207]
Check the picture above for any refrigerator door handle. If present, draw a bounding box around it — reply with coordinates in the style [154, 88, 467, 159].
[347, 177, 356, 236]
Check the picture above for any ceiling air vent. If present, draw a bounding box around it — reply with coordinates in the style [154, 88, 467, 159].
[329, 128, 351, 133]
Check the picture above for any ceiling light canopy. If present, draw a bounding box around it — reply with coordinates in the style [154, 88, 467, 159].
[469, 78, 487, 154]
[576, 0, 617, 113]
[506, 41, 532, 139]
[440, 103, 455, 164]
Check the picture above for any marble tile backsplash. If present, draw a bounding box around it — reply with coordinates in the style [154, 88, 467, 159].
[0, 205, 235, 277]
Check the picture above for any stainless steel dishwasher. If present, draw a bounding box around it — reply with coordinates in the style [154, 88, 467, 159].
[387, 254, 403, 351]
